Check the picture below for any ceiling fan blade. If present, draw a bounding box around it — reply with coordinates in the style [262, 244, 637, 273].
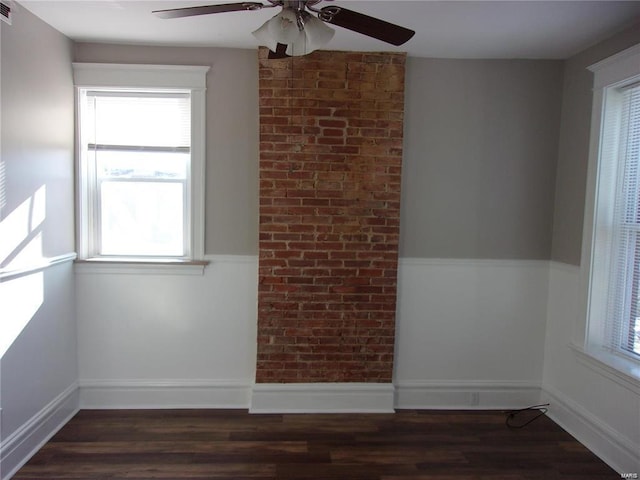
[153, 2, 265, 19]
[319, 6, 415, 46]
[268, 43, 290, 59]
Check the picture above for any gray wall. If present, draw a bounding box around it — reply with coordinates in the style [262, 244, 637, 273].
[1, 6, 75, 256]
[73, 43, 260, 256]
[1, 4, 77, 472]
[71, 23, 640, 263]
[399, 58, 564, 259]
[551, 21, 640, 265]
[74, 44, 570, 261]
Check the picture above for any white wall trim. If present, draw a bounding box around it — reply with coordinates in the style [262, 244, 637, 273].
[250, 383, 395, 413]
[542, 384, 640, 474]
[78, 379, 251, 409]
[203, 254, 258, 264]
[548, 260, 580, 274]
[73, 260, 207, 276]
[0, 252, 76, 281]
[570, 343, 640, 395]
[72, 63, 210, 89]
[399, 257, 549, 269]
[0, 382, 79, 480]
[72, 255, 259, 274]
[588, 43, 640, 88]
[394, 381, 542, 410]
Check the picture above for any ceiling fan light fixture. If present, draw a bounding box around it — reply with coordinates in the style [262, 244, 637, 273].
[252, 8, 300, 48]
[252, 7, 334, 57]
[269, 8, 302, 44]
[251, 21, 278, 51]
[297, 14, 334, 53]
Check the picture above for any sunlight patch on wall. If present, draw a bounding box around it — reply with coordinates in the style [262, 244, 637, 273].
[0, 183, 47, 358]
[0, 184, 46, 268]
[0, 271, 44, 358]
[6, 232, 43, 270]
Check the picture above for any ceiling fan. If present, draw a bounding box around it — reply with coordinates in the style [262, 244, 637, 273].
[152, 0, 415, 58]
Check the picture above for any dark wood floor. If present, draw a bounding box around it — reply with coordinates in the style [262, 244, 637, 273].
[14, 409, 618, 479]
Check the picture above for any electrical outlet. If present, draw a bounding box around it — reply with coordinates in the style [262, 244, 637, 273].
[470, 392, 480, 406]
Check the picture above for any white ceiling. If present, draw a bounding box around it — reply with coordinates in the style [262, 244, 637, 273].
[16, 0, 640, 59]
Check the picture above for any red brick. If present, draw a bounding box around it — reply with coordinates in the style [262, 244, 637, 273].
[257, 48, 405, 384]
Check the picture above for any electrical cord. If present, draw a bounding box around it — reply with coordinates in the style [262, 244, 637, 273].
[505, 403, 549, 429]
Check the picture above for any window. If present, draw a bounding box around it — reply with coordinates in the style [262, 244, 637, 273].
[73, 64, 209, 265]
[604, 83, 640, 358]
[584, 44, 640, 377]
[82, 91, 190, 257]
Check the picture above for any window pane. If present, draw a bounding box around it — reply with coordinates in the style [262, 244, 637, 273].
[96, 150, 188, 180]
[100, 181, 184, 256]
[633, 318, 640, 355]
[90, 93, 190, 148]
[629, 234, 640, 355]
[621, 85, 640, 356]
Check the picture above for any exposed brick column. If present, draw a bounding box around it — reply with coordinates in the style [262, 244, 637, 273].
[256, 48, 406, 383]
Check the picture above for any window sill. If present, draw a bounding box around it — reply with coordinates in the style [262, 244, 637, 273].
[570, 343, 640, 395]
[74, 258, 209, 276]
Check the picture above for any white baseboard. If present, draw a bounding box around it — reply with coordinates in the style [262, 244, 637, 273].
[250, 383, 395, 413]
[1, 382, 79, 480]
[78, 379, 251, 409]
[542, 385, 640, 474]
[394, 381, 542, 410]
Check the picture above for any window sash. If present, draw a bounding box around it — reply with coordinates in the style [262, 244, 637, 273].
[88, 144, 190, 154]
[80, 88, 193, 259]
[96, 178, 188, 258]
[85, 90, 191, 153]
[605, 83, 640, 359]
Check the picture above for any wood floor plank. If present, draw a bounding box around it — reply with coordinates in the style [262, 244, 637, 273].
[330, 446, 467, 464]
[13, 409, 619, 480]
[39, 440, 309, 455]
[17, 462, 277, 479]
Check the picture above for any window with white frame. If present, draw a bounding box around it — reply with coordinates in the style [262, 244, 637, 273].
[585, 44, 640, 373]
[73, 64, 209, 263]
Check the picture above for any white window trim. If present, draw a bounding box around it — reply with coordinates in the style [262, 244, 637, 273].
[578, 44, 640, 386]
[72, 63, 209, 273]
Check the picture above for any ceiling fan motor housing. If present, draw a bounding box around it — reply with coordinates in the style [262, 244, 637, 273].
[280, 0, 323, 10]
